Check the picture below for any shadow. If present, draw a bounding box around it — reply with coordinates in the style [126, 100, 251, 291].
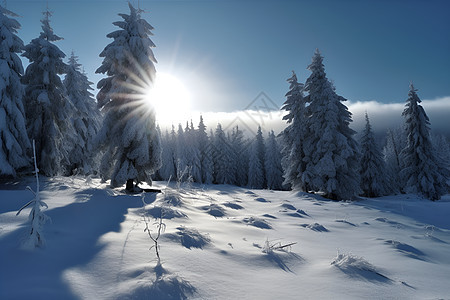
[199, 204, 226, 218]
[384, 240, 427, 261]
[280, 203, 297, 210]
[332, 253, 392, 284]
[335, 265, 393, 283]
[299, 223, 329, 232]
[335, 219, 357, 227]
[243, 216, 272, 229]
[164, 226, 211, 249]
[119, 262, 196, 300]
[262, 213, 277, 219]
[0, 188, 144, 299]
[222, 202, 244, 210]
[354, 196, 450, 230]
[147, 206, 187, 220]
[265, 252, 302, 273]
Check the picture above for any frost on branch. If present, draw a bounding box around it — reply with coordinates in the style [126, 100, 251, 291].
[16, 140, 50, 249]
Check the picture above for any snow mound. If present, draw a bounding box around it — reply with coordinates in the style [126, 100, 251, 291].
[243, 216, 272, 229]
[118, 265, 196, 300]
[222, 202, 244, 210]
[199, 203, 226, 218]
[161, 189, 183, 207]
[165, 226, 211, 249]
[254, 197, 270, 203]
[146, 206, 187, 220]
[300, 223, 328, 232]
[331, 252, 391, 282]
[280, 203, 297, 210]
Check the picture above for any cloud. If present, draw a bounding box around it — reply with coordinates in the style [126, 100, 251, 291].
[348, 96, 450, 136]
[158, 96, 450, 138]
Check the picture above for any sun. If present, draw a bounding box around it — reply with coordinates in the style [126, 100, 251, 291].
[145, 72, 191, 124]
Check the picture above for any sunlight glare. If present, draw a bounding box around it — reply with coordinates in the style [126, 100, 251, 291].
[145, 72, 191, 124]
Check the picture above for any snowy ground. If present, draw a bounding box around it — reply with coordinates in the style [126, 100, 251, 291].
[1, 176, 450, 299]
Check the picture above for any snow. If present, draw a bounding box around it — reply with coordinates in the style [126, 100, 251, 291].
[1, 177, 450, 299]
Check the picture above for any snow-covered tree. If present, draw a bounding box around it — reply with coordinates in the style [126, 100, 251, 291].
[247, 135, 265, 189]
[431, 133, 450, 176]
[383, 127, 405, 193]
[399, 84, 448, 200]
[302, 49, 360, 200]
[22, 9, 72, 176]
[158, 129, 176, 181]
[64, 52, 101, 174]
[185, 121, 202, 183]
[175, 123, 188, 179]
[213, 123, 235, 184]
[197, 116, 214, 184]
[359, 113, 389, 197]
[96, 3, 161, 191]
[281, 71, 306, 190]
[230, 126, 248, 186]
[265, 130, 284, 190]
[0, 5, 30, 176]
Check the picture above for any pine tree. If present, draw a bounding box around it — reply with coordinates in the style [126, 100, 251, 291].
[186, 121, 202, 183]
[247, 136, 265, 189]
[400, 84, 448, 200]
[197, 116, 214, 184]
[0, 5, 30, 176]
[158, 129, 176, 181]
[359, 113, 389, 197]
[96, 3, 161, 190]
[213, 123, 235, 184]
[281, 71, 307, 190]
[383, 127, 405, 193]
[230, 126, 248, 186]
[265, 130, 284, 190]
[22, 9, 72, 176]
[302, 49, 360, 200]
[64, 52, 101, 174]
[175, 123, 188, 179]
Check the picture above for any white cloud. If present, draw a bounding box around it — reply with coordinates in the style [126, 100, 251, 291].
[157, 96, 450, 138]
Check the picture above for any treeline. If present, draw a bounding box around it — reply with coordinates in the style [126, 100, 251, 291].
[1, 5, 448, 200]
[154, 118, 284, 190]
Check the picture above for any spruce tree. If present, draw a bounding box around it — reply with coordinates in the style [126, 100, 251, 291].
[302, 49, 360, 200]
[400, 84, 447, 200]
[265, 130, 284, 190]
[247, 136, 265, 189]
[197, 116, 214, 184]
[281, 71, 307, 190]
[96, 3, 161, 190]
[186, 121, 202, 183]
[230, 126, 248, 186]
[158, 129, 176, 181]
[64, 52, 101, 174]
[22, 9, 72, 176]
[0, 5, 30, 176]
[175, 124, 188, 179]
[383, 127, 405, 193]
[359, 113, 389, 197]
[213, 123, 235, 184]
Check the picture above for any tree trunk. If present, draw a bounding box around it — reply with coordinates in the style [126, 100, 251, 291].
[126, 179, 134, 192]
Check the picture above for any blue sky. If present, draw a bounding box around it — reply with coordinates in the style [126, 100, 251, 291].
[7, 0, 450, 118]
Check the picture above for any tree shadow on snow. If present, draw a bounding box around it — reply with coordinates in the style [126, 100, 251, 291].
[0, 188, 146, 299]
